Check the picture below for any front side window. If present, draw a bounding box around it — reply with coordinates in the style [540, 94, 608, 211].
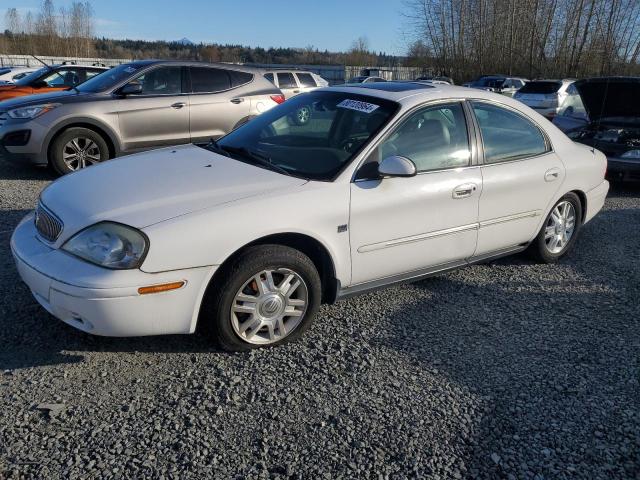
[277, 72, 297, 89]
[213, 91, 398, 180]
[295, 73, 317, 88]
[472, 102, 549, 163]
[190, 67, 230, 93]
[42, 68, 82, 87]
[77, 63, 145, 93]
[133, 66, 182, 95]
[373, 102, 471, 172]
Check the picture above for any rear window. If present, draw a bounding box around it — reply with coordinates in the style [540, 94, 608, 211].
[277, 72, 297, 88]
[190, 67, 230, 93]
[295, 73, 317, 88]
[518, 81, 562, 94]
[229, 70, 253, 87]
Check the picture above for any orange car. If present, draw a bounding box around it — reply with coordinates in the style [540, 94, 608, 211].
[0, 64, 107, 102]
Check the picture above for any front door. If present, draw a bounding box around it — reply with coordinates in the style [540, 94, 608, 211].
[349, 102, 481, 285]
[470, 101, 565, 256]
[116, 65, 190, 152]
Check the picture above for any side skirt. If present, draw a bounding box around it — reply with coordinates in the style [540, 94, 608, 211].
[335, 244, 529, 301]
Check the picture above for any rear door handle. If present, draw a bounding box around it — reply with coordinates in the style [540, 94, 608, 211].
[452, 183, 477, 199]
[230, 98, 245, 104]
[545, 168, 561, 182]
[171, 102, 186, 109]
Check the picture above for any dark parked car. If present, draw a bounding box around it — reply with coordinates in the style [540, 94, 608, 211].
[554, 77, 640, 182]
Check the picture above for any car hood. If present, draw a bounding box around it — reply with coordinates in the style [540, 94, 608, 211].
[0, 88, 93, 109]
[41, 144, 308, 239]
[574, 77, 640, 122]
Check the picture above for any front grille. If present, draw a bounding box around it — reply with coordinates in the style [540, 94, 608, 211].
[35, 202, 63, 242]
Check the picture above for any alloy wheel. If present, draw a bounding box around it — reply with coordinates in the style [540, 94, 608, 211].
[62, 137, 102, 170]
[544, 200, 576, 254]
[230, 268, 308, 345]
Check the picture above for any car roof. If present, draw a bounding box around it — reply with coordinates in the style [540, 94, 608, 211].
[122, 60, 262, 73]
[323, 81, 537, 107]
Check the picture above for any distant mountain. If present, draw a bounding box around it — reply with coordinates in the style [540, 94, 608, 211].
[175, 37, 194, 46]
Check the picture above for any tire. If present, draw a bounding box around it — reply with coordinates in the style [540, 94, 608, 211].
[528, 192, 582, 263]
[291, 105, 312, 126]
[50, 127, 110, 175]
[201, 245, 322, 351]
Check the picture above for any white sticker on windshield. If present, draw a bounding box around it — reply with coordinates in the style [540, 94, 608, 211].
[337, 99, 380, 114]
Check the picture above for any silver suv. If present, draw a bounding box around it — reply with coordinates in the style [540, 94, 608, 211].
[0, 60, 284, 174]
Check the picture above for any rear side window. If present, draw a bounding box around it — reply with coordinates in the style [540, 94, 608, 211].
[518, 81, 562, 94]
[229, 70, 253, 87]
[190, 67, 230, 93]
[295, 73, 317, 87]
[472, 102, 549, 163]
[264, 73, 274, 84]
[277, 72, 297, 88]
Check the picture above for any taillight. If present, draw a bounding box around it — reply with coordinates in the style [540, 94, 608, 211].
[270, 94, 285, 104]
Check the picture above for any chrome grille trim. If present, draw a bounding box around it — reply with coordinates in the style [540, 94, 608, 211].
[35, 202, 63, 242]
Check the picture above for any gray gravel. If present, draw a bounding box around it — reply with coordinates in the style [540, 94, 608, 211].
[0, 156, 639, 479]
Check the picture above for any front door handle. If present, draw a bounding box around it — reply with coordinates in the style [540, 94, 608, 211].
[545, 168, 561, 182]
[171, 102, 187, 109]
[452, 183, 477, 199]
[230, 98, 245, 104]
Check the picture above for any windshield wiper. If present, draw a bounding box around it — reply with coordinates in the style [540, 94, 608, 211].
[219, 145, 291, 176]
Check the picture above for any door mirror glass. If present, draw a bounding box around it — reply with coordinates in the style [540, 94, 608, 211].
[378, 155, 417, 177]
[120, 82, 143, 95]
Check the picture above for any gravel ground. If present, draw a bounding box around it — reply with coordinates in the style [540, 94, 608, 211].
[0, 156, 639, 480]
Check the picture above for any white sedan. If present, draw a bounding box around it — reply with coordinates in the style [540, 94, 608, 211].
[11, 83, 609, 350]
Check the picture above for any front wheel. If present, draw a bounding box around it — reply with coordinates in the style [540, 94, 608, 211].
[50, 127, 110, 175]
[528, 192, 582, 263]
[201, 245, 321, 351]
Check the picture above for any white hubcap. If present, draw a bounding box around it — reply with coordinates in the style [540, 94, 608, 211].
[544, 201, 576, 254]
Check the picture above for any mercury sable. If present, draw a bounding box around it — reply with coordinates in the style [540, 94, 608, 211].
[11, 83, 609, 351]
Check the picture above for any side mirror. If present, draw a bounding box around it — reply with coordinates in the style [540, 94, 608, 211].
[119, 83, 142, 96]
[378, 155, 417, 178]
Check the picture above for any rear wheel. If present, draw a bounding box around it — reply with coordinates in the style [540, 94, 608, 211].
[528, 192, 582, 263]
[201, 245, 321, 351]
[291, 105, 312, 126]
[50, 127, 110, 175]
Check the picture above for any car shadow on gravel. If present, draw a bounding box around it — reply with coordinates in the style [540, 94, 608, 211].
[371, 204, 640, 478]
[0, 156, 56, 182]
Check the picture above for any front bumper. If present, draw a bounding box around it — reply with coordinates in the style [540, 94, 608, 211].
[606, 157, 640, 182]
[0, 118, 49, 165]
[10, 213, 217, 336]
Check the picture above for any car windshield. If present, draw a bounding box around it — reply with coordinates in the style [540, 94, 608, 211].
[473, 77, 505, 88]
[76, 64, 143, 93]
[14, 67, 49, 86]
[519, 81, 562, 94]
[211, 91, 398, 181]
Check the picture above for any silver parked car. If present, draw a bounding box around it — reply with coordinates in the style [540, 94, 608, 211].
[262, 70, 328, 100]
[468, 75, 528, 97]
[0, 60, 284, 175]
[513, 79, 577, 119]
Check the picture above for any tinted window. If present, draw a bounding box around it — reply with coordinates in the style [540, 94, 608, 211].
[296, 73, 317, 88]
[375, 103, 470, 172]
[215, 91, 397, 181]
[472, 102, 549, 163]
[229, 70, 253, 87]
[518, 81, 562, 94]
[190, 67, 230, 93]
[264, 73, 274, 84]
[85, 69, 104, 80]
[132, 66, 182, 95]
[277, 72, 297, 88]
[77, 63, 144, 93]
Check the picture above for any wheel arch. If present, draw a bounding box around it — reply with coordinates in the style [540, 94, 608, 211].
[571, 189, 587, 223]
[45, 119, 120, 163]
[203, 232, 339, 308]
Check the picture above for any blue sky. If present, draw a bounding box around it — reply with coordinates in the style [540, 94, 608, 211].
[3, 0, 408, 55]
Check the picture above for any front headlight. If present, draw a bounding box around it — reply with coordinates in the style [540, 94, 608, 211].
[7, 103, 61, 120]
[621, 150, 640, 159]
[62, 222, 148, 269]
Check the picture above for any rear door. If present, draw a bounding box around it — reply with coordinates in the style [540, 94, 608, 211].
[276, 72, 300, 99]
[115, 65, 190, 151]
[293, 72, 318, 94]
[188, 66, 251, 142]
[470, 100, 565, 256]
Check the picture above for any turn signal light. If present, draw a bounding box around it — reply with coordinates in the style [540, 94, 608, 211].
[138, 281, 185, 295]
[270, 94, 286, 104]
